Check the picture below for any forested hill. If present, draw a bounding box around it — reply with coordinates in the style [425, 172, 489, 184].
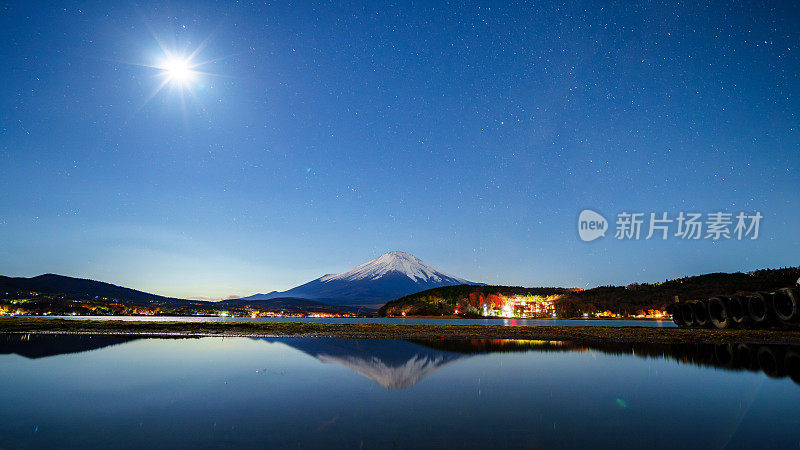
[379, 285, 578, 317]
[558, 267, 799, 316]
[379, 267, 800, 317]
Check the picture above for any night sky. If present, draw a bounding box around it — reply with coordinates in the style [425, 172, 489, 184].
[1, 1, 798, 299]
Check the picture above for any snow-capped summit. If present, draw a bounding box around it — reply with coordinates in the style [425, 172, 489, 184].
[243, 251, 480, 307]
[319, 251, 469, 284]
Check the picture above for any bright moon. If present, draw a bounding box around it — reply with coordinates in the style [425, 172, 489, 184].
[161, 57, 194, 84]
[139, 42, 216, 106]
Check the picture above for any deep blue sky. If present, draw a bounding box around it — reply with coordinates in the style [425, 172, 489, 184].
[1, 1, 798, 299]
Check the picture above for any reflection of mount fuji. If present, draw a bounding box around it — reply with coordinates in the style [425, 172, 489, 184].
[266, 338, 467, 389]
[264, 339, 574, 389]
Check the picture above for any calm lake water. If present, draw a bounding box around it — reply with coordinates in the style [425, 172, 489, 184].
[1, 335, 798, 449]
[32, 315, 676, 327]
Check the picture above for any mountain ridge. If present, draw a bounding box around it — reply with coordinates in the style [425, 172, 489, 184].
[0, 273, 196, 307]
[0, 274, 364, 315]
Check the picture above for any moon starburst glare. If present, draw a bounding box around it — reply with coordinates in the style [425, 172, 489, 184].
[128, 36, 221, 118]
[161, 56, 195, 84]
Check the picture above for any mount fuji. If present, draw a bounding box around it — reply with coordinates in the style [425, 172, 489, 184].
[242, 251, 481, 308]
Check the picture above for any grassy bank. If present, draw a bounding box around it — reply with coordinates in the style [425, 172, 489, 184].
[2, 318, 800, 345]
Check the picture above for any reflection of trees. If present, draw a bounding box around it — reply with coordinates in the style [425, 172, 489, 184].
[269, 338, 800, 389]
[412, 339, 800, 385]
[4, 334, 798, 389]
[0, 333, 138, 358]
[407, 339, 574, 354]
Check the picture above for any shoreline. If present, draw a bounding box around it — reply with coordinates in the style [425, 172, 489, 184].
[390, 315, 668, 321]
[14, 315, 668, 321]
[2, 318, 800, 345]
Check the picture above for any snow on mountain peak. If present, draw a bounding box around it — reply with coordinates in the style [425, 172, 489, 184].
[319, 251, 467, 284]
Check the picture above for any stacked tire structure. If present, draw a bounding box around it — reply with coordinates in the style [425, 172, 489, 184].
[669, 287, 799, 330]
